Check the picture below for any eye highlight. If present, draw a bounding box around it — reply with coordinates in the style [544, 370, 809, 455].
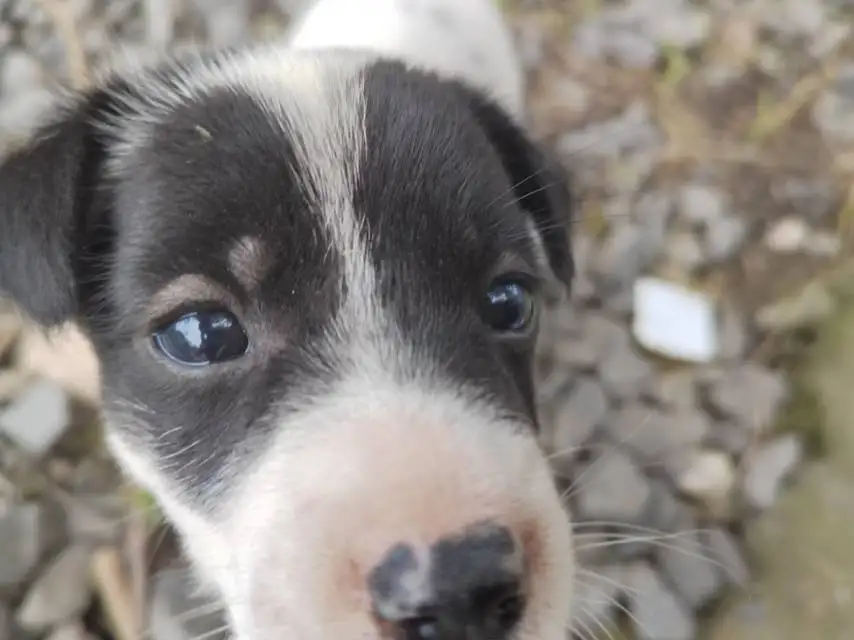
[482, 276, 536, 335]
[152, 310, 249, 367]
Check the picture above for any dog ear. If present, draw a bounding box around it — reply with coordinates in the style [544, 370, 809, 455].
[462, 90, 574, 292]
[0, 87, 119, 328]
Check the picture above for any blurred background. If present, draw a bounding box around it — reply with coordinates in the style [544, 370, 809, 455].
[1, 0, 853, 639]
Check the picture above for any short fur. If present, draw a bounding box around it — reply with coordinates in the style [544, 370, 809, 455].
[0, 1, 575, 638]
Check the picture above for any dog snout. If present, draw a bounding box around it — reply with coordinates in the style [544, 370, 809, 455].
[368, 523, 525, 639]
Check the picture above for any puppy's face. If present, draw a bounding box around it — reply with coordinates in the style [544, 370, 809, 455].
[0, 49, 574, 640]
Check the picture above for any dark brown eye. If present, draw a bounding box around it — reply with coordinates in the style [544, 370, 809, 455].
[152, 310, 248, 366]
[482, 278, 536, 334]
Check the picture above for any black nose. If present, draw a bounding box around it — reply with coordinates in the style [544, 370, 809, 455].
[368, 523, 526, 640]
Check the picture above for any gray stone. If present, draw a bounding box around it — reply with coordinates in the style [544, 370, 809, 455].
[17, 546, 92, 632]
[704, 215, 748, 263]
[0, 379, 70, 457]
[578, 312, 631, 361]
[813, 64, 854, 145]
[572, 19, 659, 69]
[760, 0, 828, 39]
[640, 478, 682, 534]
[742, 434, 803, 510]
[635, 190, 673, 241]
[0, 49, 44, 96]
[702, 528, 750, 587]
[0, 87, 55, 145]
[63, 494, 126, 545]
[0, 603, 10, 640]
[707, 363, 788, 434]
[666, 230, 705, 272]
[557, 102, 662, 160]
[575, 447, 651, 523]
[45, 621, 89, 640]
[647, 371, 697, 412]
[552, 337, 599, 372]
[755, 280, 836, 331]
[0, 502, 45, 589]
[149, 568, 228, 640]
[551, 378, 609, 459]
[195, 0, 251, 48]
[679, 184, 727, 227]
[704, 420, 751, 456]
[569, 563, 625, 637]
[593, 222, 659, 290]
[771, 177, 836, 222]
[598, 342, 654, 402]
[646, 5, 711, 49]
[627, 563, 696, 640]
[657, 528, 722, 609]
[611, 406, 709, 469]
[719, 305, 749, 360]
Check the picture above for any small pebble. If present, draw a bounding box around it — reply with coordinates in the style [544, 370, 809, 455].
[627, 563, 697, 640]
[704, 215, 748, 263]
[707, 363, 788, 434]
[658, 527, 722, 609]
[0, 502, 46, 589]
[676, 449, 735, 508]
[702, 528, 750, 587]
[609, 406, 709, 469]
[0, 604, 9, 640]
[632, 277, 718, 363]
[551, 378, 609, 460]
[0, 379, 71, 458]
[667, 230, 705, 272]
[45, 621, 89, 640]
[719, 305, 749, 360]
[755, 280, 836, 331]
[17, 545, 92, 632]
[743, 434, 803, 510]
[647, 371, 697, 412]
[764, 217, 809, 252]
[598, 341, 654, 401]
[679, 184, 727, 226]
[574, 448, 651, 523]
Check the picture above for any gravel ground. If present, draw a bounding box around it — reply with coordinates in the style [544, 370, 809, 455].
[0, 0, 849, 639]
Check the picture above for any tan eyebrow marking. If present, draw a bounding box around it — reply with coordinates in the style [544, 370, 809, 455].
[146, 274, 231, 325]
[228, 235, 272, 290]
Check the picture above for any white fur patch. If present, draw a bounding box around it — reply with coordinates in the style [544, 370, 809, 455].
[287, 0, 526, 120]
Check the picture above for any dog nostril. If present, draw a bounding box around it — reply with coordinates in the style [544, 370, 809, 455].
[368, 524, 526, 638]
[488, 586, 525, 630]
[399, 615, 440, 640]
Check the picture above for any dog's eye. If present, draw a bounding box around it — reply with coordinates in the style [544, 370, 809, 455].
[152, 310, 248, 366]
[482, 277, 536, 334]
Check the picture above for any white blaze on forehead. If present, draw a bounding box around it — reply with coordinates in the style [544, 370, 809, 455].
[98, 48, 387, 363]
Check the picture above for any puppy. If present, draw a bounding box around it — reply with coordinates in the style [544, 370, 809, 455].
[0, 1, 576, 638]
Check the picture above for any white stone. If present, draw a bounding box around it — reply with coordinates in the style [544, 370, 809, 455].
[632, 277, 718, 363]
[0, 379, 70, 457]
[764, 217, 808, 252]
[677, 450, 735, 507]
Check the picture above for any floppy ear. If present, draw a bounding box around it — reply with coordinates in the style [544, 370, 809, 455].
[0, 88, 118, 328]
[462, 90, 574, 292]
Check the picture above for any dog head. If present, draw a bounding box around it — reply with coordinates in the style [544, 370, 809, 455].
[0, 47, 574, 640]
